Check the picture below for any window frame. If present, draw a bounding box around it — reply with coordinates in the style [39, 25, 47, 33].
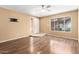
[50, 16, 72, 32]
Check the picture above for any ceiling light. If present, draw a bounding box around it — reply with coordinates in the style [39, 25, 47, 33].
[41, 9, 46, 12]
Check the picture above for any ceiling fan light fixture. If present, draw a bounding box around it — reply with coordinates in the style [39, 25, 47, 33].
[41, 9, 46, 12]
[41, 5, 52, 12]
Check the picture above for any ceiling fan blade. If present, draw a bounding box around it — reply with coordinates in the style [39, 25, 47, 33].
[46, 5, 51, 8]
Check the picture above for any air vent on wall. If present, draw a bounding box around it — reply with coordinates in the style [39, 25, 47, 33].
[9, 18, 18, 22]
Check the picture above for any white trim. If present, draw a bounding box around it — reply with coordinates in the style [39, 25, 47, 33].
[0, 36, 28, 43]
[47, 34, 78, 40]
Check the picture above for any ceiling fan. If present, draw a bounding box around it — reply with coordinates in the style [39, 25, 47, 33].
[42, 5, 51, 8]
[41, 5, 52, 12]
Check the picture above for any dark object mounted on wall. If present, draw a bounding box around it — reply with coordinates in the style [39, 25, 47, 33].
[9, 18, 18, 22]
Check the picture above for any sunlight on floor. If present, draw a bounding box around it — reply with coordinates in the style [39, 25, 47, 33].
[30, 37, 34, 53]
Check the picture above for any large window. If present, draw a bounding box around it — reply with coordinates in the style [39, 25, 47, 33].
[51, 17, 71, 32]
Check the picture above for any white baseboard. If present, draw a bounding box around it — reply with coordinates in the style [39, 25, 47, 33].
[47, 34, 78, 40]
[0, 36, 28, 43]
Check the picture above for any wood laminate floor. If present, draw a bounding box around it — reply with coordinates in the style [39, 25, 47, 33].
[0, 35, 78, 54]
